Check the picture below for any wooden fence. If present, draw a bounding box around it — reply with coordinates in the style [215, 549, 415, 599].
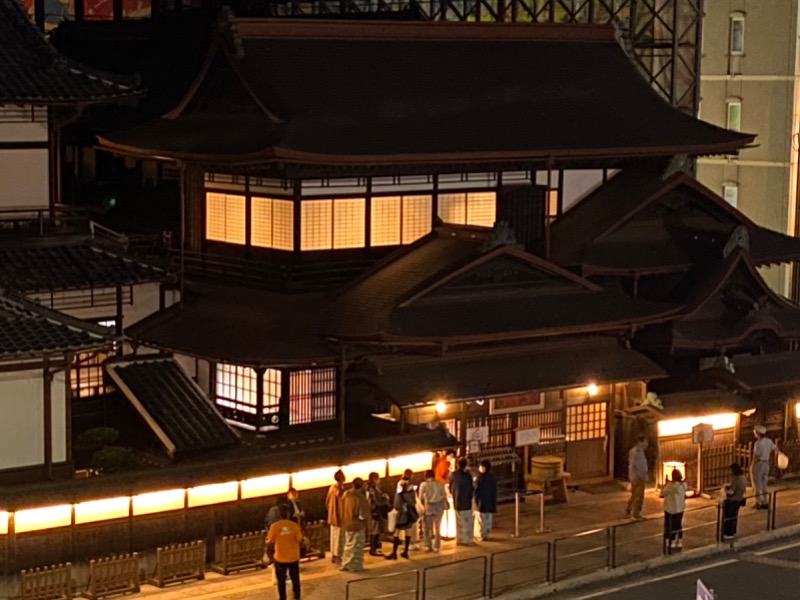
[702, 443, 751, 490]
[82, 553, 140, 600]
[302, 520, 326, 561]
[20, 563, 72, 600]
[212, 530, 266, 575]
[149, 541, 205, 588]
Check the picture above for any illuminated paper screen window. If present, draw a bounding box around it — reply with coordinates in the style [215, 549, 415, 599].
[566, 403, 607, 442]
[241, 473, 291, 500]
[438, 192, 496, 227]
[289, 368, 337, 425]
[133, 489, 185, 516]
[333, 198, 366, 249]
[796, 402, 800, 419]
[206, 192, 245, 244]
[388, 452, 434, 476]
[371, 197, 402, 247]
[263, 369, 281, 415]
[402, 196, 433, 243]
[216, 364, 258, 415]
[292, 466, 339, 491]
[301, 200, 333, 250]
[16, 504, 72, 533]
[188, 481, 239, 508]
[0, 512, 7, 535]
[75, 497, 130, 524]
[251, 197, 294, 251]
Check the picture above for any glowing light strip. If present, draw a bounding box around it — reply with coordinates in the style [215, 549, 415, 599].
[0, 451, 436, 534]
[16, 504, 72, 533]
[657, 413, 739, 437]
[795, 403, 800, 419]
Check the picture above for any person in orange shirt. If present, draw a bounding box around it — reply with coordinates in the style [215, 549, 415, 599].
[435, 450, 455, 484]
[266, 504, 304, 600]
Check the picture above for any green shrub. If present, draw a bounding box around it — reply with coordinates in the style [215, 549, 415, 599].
[91, 446, 136, 474]
[75, 427, 120, 453]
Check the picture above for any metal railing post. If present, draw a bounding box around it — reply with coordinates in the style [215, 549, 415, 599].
[607, 527, 616, 570]
[421, 567, 427, 600]
[545, 541, 552, 583]
[416, 569, 421, 600]
[514, 491, 520, 537]
[771, 489, 778, 531]
[482, 555, 488, 599]
[715, 502, 722, 543]
[487, 553, 494, 599]
[550, 539, 557, 582]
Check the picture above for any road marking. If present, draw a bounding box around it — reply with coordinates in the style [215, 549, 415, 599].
[570, 560, 738, 599]
[755, 540, 800, 556]
[739, 553, 800, 571]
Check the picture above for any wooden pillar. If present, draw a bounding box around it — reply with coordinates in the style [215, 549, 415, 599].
[293, 180, 302, 253]
[339, 344, 347, 442]
[255, 367, 265, 432]
[43, 358, 53, 478]
[280, 368, 291, 430]
[74, 0, 85, 21]
[608, 384, 616, 478]
[115, 285, 124, 351]
[65, 352, 74, 464]
[182, 164, 204, 253]
[113, 0, 123, 20]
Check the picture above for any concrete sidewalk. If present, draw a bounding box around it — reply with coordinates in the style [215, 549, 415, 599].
[115, 481, 800, 600]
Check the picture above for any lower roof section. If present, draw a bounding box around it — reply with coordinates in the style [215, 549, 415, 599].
[358, 337, 666, 408]
[105, 356, 239, 457]
[0, 427, 453, 510]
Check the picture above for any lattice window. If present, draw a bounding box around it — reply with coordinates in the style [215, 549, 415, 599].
[333, 198, 366, 249]
[216, 364, 258, 415]
[73, 351, 112, 398]
[301, 200, 333, 250]
[566, 403, 607, 442]
[467, 414, 513, 449]
[288, 368, 337, 425]
[263, 369, 281, 415]
[206, 192, 246, 244]
[371, 195, 433, 247]
[438, 192, 496, 227]
[251, 197, 294, 251]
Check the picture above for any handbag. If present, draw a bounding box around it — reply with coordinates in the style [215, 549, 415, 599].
[777, 451, 790, 471]
[387, 508, 398, 533]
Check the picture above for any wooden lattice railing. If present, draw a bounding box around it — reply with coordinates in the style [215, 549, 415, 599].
[82, 553, 140, 600]
[20, 563, 72, 600]
[150, 541, 205, 587]
[212, 530, 267, 575]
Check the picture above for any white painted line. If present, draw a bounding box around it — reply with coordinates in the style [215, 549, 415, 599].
[756, 540, 800, 556]
[570, 560, 738, 599]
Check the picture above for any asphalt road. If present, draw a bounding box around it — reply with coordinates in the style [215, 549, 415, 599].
[561, 539, 800, 600]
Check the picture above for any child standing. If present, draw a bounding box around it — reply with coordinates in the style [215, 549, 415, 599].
[662, 469, 687, 551]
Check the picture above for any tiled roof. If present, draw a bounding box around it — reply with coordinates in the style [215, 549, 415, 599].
[105, 356, 239, 457]
[0, 0, 139, 104]
[98, 20, 753, 166]
[0, 291, 110, 360]
[0, 243, 168, 292]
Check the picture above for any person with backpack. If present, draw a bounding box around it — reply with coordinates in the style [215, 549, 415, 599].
[418, 469, 447, 552]
[386, 469, 419, 560]
[366, 471, 390, 556]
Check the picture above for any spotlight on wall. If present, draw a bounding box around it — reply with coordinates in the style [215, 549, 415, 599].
[587, 383, 600, 397]
[435, 400, 447, 415]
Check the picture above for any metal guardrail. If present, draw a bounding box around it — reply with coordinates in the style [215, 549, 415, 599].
[422, 555, 487, 600]
[345, 569, 421, 600]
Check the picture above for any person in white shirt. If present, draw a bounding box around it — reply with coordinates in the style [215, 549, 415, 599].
[662, 469, 687, 551]
[418, 470, 448, 553]
[625, 435, 649, 519]
[751, 425, 777, 509]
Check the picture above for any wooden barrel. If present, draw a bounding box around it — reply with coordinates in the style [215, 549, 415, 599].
[530, 456, 563, 481]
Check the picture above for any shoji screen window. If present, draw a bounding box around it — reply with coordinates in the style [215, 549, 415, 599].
[438, 192, 496, 227]
[371, 195, 433, 247]
[216, 364, 258, 415]
[251, 197, 294, 251]
[206, 192, 245, 244]
[301, 199, 366, 250]
[289, 368, 337, 425]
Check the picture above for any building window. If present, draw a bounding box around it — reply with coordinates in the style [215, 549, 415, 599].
[288, 368, 337, 425]
[723, 184, 739, 208]
[371, 195, 433, 246]
[301, 199, 366, 250]
[547, 189, 559, 220]
[251, 197, 294, 251]
[73, 351, 112, 398]
[729, 16, 744, 55]
[566, 403, 607, 442]
[726, 101, 742, 132]
[438, 192, 496, 227]
[215, 364, 282, 428]
[206, 192, 246, 244]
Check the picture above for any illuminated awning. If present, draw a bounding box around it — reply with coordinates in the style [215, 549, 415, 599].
[359, 338, 665, 408]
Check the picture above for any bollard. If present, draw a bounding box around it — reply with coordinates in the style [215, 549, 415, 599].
[536, 491, 550, 534]
[514, 492, 520, 537]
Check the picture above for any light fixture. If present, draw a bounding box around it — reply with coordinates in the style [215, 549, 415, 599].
[741, 408, 757, 417]
[795, 402, 800, 419]
[657, 413, 739, 437]
[435, 400, 447, 415]
[587, 384, 599, 397]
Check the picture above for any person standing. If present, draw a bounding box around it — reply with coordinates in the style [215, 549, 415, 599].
[435, 450, 455, 484]
[751, 425, 777, 509]
[450, 458, 475, 546]
[386, 469, 419, 560]
[662, 469, 687, 551]
[418, 469, 447, 552]
[722, 463, 747, 540]
[365, 472, 390, 556]
[266, 504, 303, 600]
[326, 469, 347, 566]
[625, 435, 649, 520]
[340, 478, 370, 572]
[474, 460, 498, 542]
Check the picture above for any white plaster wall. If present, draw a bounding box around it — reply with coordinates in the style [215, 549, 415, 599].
[46, 282, 168, 328]
[0, 148, 49, 209]
[0, 120, 48, 143]
[0, 369, 44, 470]
[174, 353, 198, 380]
[562, 170, 605, 211]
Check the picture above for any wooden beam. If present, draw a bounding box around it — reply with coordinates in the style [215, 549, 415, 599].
[43, 358, 53, 478]
[65, 352, 74, 464]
